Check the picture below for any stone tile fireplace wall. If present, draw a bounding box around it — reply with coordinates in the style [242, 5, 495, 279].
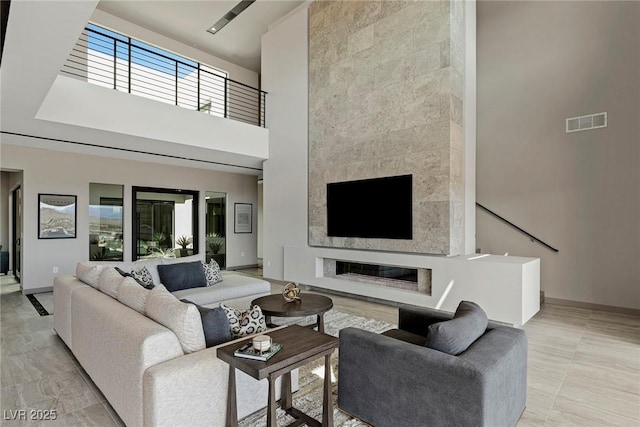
[308, 0, 466, 255]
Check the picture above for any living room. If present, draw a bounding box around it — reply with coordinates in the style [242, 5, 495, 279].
[1, 1, 639, 426]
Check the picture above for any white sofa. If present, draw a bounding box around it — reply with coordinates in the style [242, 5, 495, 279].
[53, 257, 298, 427]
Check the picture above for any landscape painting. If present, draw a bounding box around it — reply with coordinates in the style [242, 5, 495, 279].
[39, 194, 77, 239]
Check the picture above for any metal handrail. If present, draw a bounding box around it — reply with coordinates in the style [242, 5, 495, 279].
[61, 25, 266, 128]
[476, 203, 559, 252]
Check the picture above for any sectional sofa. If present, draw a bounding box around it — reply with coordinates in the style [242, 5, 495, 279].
[53, 255, 298, 426]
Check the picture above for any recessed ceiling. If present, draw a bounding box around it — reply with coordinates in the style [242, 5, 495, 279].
[96, 0, 304, 72]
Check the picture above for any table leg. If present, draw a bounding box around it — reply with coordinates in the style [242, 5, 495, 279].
[226, 366, 237, 427]
[267, 375, 277, 427]
[317, 313, 325, 333]
[282, 372, 292, 410]
[322, 354, 334, 427]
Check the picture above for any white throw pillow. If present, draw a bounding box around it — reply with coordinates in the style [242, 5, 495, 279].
[76, 262, 105, 288]
[132, 257, 164, 285]
[145, 284, 205, 354]
[221, 304, 267, 338]
[202, 259, 223, 286]
[98, 267, 125, 298]
[117, 277, 150, 313]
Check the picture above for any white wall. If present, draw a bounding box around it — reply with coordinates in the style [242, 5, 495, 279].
[476, 1, 640, 309]
[37, 75, 269, 161]
[0, 172, 9, 251]
[464, 0, 477, 255]
[261, 6, 309, 280]
[257, 182, 263, 259]
[0, 141, 259, 293]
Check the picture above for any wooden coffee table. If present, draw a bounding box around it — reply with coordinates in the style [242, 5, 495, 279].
[252, 294, 333, 333]
[217, 325, 339, 427]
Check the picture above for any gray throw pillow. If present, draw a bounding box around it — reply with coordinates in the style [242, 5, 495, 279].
[157, 261, 208, 292]
[425, 301, 488, 356]
[181, 299, 231, 347]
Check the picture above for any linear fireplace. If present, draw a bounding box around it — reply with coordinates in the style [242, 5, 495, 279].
[336, 261, 417, 283]
[324, 259, 431, 294]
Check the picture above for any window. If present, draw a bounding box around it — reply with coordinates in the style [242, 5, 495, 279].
[132, 187, 199, 260]
[89, 183, 124, 261]
[205, 192, 226, 268]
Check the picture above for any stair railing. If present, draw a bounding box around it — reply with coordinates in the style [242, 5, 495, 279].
[476, 203, 559, 253]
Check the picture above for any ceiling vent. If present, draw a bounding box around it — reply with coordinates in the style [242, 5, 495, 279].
[207, 0, 256, 35]
[566, 112, 607, 133]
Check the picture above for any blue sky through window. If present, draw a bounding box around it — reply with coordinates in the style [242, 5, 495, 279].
[86, 23, 198, 79]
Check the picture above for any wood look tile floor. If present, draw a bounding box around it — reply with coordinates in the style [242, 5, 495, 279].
[1, 273, 639, 426]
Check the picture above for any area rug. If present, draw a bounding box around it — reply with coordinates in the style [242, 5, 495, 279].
[238, 310, 395, 427]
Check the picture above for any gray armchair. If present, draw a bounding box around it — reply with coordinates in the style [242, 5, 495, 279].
[338, 305, 527, 427]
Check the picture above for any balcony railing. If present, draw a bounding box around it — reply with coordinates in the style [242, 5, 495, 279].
[61, 25, 266, 128]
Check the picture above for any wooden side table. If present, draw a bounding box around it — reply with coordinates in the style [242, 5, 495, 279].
[252, 294, 333, 333]
[217, 325, 339, 427]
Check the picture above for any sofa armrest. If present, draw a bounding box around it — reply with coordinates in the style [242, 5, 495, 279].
[338, 327, 484, 427]
[398, 305, 454, 336]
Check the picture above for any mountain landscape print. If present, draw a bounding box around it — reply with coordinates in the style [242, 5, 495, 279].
[39, 194, 77, 238]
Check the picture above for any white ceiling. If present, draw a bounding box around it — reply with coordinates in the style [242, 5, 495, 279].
[96, 0, 304, 72]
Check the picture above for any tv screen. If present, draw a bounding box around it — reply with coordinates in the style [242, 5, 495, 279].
[327, 175, 412, 239]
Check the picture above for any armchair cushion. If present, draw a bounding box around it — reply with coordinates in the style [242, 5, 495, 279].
[425, 301, 488, 355]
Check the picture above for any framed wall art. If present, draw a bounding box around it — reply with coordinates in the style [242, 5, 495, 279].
[234, 203, 252, 234]
[38, 194, 77, 239]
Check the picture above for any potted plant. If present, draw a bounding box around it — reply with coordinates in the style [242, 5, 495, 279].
[176, 235, 192, 257]
[206, 232, 225, 268]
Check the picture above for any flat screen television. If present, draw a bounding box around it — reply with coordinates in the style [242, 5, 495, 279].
[327, 174, 412, 239]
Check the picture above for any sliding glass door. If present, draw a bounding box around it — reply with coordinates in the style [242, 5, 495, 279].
[205, 191, 226, 268]
[132, 187, 199, 260]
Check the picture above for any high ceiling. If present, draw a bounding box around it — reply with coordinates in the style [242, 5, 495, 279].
[0, 0, 285, 175]
[96, 0, 305, 72]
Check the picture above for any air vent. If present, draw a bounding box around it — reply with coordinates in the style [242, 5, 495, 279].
[566, 112, 607, 133]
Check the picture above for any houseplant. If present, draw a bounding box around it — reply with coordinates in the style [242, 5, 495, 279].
[176, 235, 192, 257]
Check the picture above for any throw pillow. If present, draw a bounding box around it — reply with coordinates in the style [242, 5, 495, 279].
[114, 267, 154, 289]
[425, 301, 488, 356]
[131, 266, 155, 289]
[145, 284, 205, 354]
[221, 304, 267, 338]
[97, 267, 125, 298]
[181, 299, 231, 347]
[157, 261, 208, 292]
[131, 257, 164, 285]
[201, 259, 223, 286]
[76, 262, 105, 288]
[117, 277, 151, 313]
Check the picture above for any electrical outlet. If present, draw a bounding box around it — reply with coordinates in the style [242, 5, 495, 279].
[53, 266, 59, 274]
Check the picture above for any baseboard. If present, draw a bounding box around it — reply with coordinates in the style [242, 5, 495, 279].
[23, 286, 53, 295]
[545, 297, 640, 316]
[226, 264, 259, 271]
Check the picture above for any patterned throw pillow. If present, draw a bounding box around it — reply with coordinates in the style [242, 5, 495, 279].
[201, 260, 223, 286]
[115, 266, 155, 289]
[131, 266, 155, 289]
[220, 304, 266, 338]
